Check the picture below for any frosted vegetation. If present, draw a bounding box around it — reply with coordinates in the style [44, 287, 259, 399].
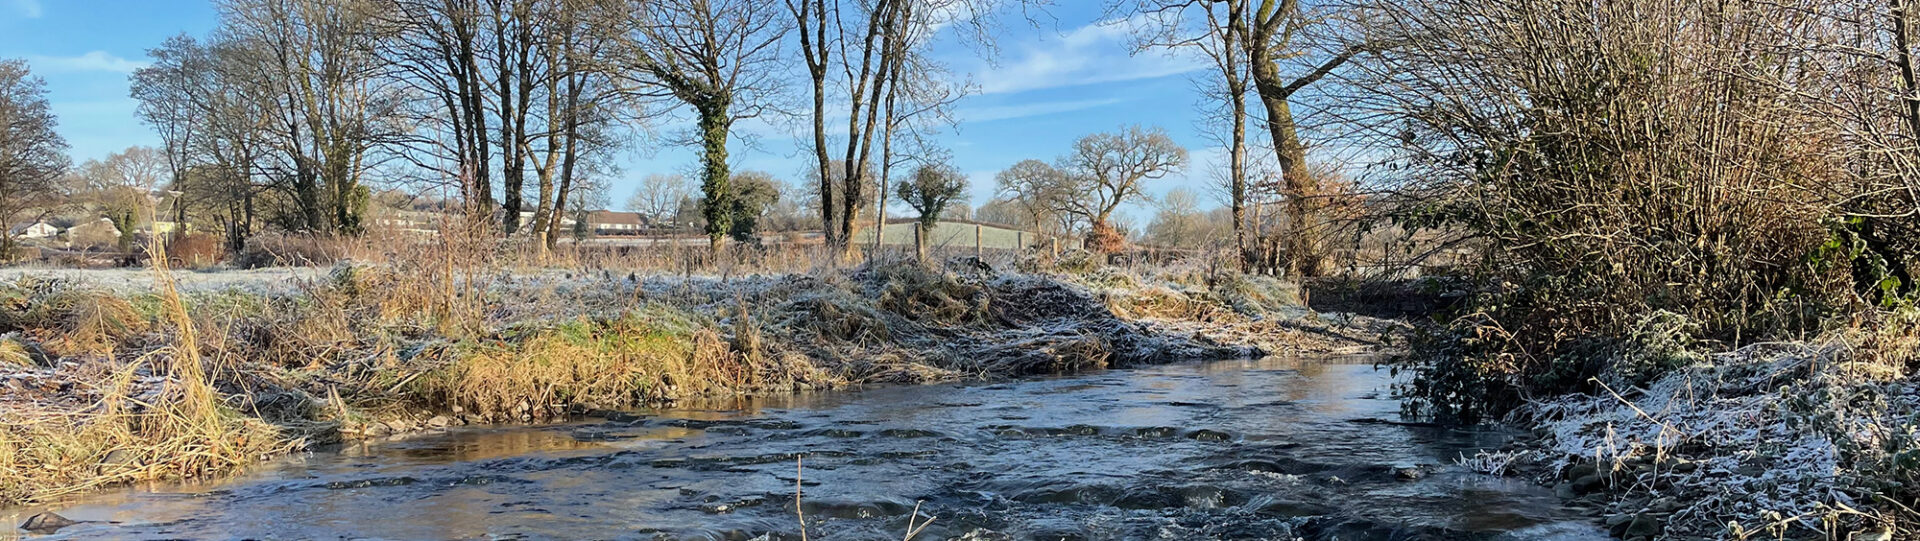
[0, 253, 1383, 508]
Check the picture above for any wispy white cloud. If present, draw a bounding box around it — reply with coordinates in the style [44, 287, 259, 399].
[29, 51, 150, 74]
[958, 97, 1126, 123]
[972, 17, 1206, 95]
[9, 0, 42, 18]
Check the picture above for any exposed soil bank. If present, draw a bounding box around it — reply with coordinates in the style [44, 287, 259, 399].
[0, 258, 1390, 507]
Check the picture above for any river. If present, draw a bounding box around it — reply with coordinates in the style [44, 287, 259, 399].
[3, 356, 1605, 540]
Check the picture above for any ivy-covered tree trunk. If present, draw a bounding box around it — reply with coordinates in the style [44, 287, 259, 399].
[326, 147, 367, 235]
[697, 102, 733, 257]
[294, 154, 325, 232]
[114, 211, 136, 254]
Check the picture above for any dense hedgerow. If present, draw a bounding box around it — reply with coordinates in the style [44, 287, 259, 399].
[1352, 0, 1919, 422]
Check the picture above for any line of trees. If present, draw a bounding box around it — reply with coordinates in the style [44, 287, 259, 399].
[128, 0, 640, 253]
[109, 0, 1042, 258]
[1106, 0, 1361, 275]
[990, 125, 1189, 254]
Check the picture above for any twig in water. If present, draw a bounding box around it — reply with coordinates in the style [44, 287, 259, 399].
[795, 456, 808, 541]
[903, 500, 936, 540]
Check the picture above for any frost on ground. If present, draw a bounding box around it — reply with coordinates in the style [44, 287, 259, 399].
[0, 267, 324, 296]
[0, 256, 1384, 505]
[1516, 341, 1918, 539]
[1067, 265, 1405, 356]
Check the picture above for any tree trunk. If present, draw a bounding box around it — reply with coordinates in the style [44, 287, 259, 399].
[1247, 0, 1336, 278]
[529, 51, 564, 248]
[697, 101, 733, 258]
[792, 0, 836, 248]
[462, 12, 493, 219]
[545, 73, 584, 252]
[1222, 0, 1250, 272]
[834, 0, 906, 259]
[1894, 0, 1920, 143]
[1267, 99, 1323, 277]
[494, 0, 534, 234]
[873, 21, 907, 257]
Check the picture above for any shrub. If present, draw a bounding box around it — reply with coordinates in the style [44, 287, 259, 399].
[165, 233, 225, 269]
[234, 233, 356, 268]
[1084, 223, 1125, 255]
[1367, 0, 1863, 421]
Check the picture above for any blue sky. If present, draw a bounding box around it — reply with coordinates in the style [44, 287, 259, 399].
[0, 0, 1228, 224]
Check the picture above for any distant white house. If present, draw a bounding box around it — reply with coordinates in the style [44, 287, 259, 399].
[9, 221, 57, 239]
[582, 210, 644, 235]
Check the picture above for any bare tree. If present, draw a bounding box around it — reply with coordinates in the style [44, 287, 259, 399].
[383, 0, 493, 215]
[133, 34, 274, 250]
[75, 147, 170, 242]
[1056, 126, 1188, 239]
[382, 0, 630, 248]
[1243, 0, 1364, 277]
[788, 0, 985, 255]
[0, 59, 69, 259]
[529, 2, 630, 250]
[1146, 187, 1225, 248]
[994, 127, 1186, 252]
[625, 173, 690, 223]
[487, 0, 542, 234]
[1128, 0, 1256, 266]
[993, 158, 1078, 235]
[219, 0, 408, 234]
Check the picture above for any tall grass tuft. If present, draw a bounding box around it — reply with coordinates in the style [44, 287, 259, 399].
[407, 306, 736, 421]
[0, 235, 285, 505]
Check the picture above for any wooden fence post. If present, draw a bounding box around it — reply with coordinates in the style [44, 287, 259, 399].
[975, 224, 984, 258]
[915, 222, 927, 264]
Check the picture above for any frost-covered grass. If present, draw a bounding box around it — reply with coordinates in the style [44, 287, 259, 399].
[0, 267, 324, 296]
[0, 254, 1322, 506]
[1068, 261, 1400, 356]
[1522, 341, 1918, 539]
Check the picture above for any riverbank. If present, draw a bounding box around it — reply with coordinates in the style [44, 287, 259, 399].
[0, 257, 1391, 507]
[4, 355, 1602, 540]
[1466, 335, 1919, 540]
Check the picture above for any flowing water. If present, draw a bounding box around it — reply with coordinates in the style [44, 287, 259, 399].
[4, 356, 1605, 540]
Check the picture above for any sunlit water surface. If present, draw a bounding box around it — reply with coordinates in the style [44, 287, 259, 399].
[3, 356, 1605, 540]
